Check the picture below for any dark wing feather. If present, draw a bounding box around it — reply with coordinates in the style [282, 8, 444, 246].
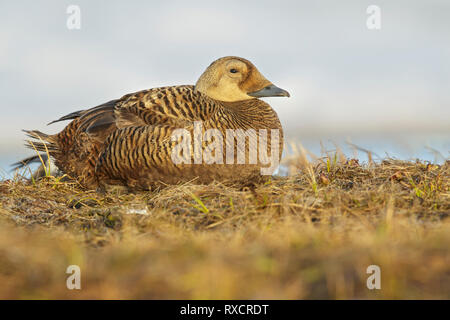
[47, 110, 85, 125]
[47, 99, 119, 126]
[10, 153, 48, 171]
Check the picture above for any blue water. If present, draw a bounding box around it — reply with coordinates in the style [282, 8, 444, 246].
[284, 132, 449, 164]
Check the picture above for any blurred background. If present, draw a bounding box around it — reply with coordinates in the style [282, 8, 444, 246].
[1, 0, 449, 177]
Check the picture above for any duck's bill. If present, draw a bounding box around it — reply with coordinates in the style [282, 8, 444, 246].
[248, 84, 290, 98]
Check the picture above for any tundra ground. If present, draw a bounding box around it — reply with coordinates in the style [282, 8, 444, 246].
[0, 154, 448, 299]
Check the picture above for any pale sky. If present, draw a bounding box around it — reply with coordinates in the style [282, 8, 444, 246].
[0, 0, 449, 167]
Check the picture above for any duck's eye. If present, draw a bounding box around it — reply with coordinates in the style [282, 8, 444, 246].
[229, 68, 238, 73]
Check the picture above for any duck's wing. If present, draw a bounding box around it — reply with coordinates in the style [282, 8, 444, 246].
[54, 85, 209, 143]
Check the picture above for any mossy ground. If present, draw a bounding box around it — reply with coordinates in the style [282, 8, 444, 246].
[0, 154, 449, 299]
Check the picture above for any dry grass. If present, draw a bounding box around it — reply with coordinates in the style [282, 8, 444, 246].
[0, 154, 449, 299]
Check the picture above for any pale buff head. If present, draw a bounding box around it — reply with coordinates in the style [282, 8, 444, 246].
[195, 56, 290, 102]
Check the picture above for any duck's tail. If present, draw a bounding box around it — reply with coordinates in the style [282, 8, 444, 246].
[11, 130, 61, 177]
[22, 130, 59, 153]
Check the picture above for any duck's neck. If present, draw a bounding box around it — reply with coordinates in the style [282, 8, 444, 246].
[216, 99, 281, 130]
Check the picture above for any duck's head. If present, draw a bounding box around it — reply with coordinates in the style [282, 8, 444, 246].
[195, 56, 290, 102]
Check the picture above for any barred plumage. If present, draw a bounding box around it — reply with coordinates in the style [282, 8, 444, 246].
[15, 56, 290, 190]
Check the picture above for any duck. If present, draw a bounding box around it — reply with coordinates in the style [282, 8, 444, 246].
[13, 56, 290, 190]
